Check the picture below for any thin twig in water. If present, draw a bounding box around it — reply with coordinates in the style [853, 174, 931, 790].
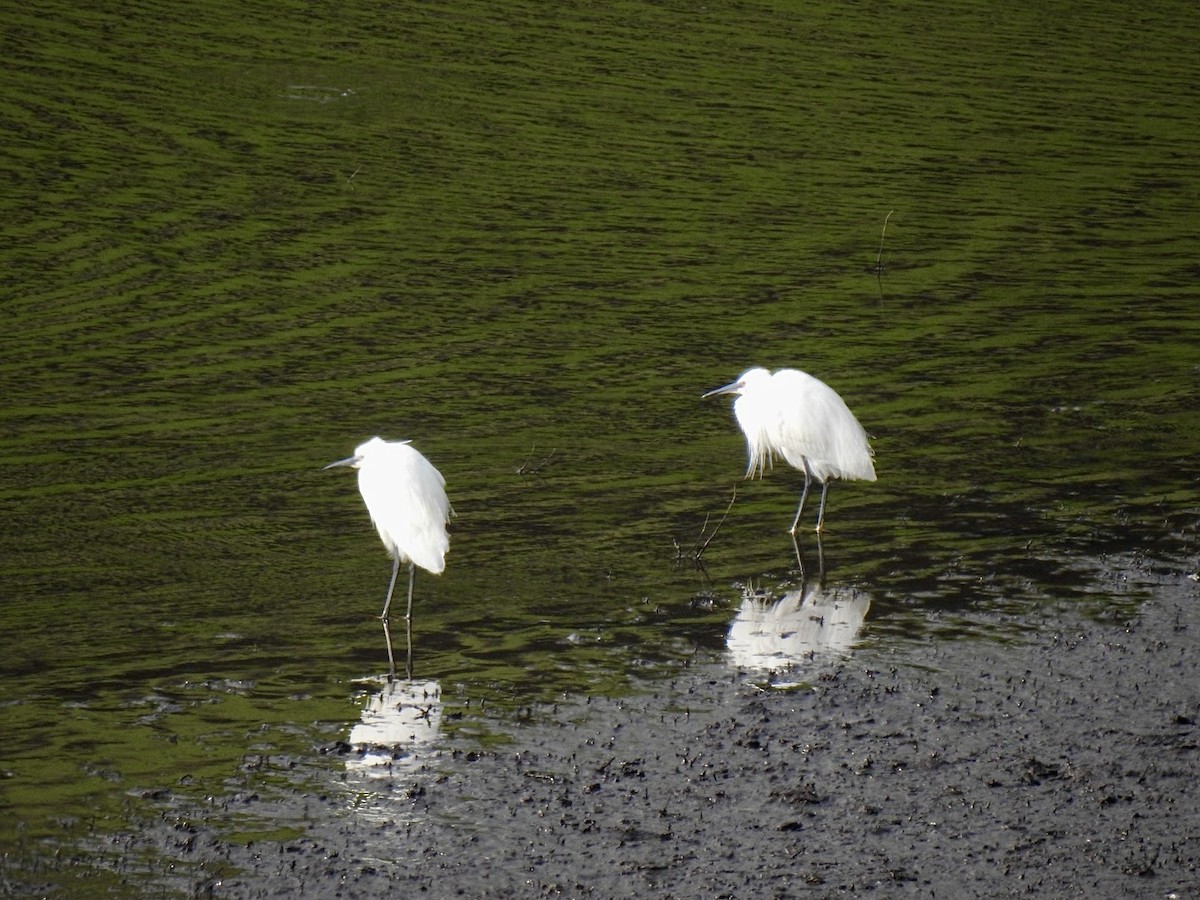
[875, 209, 894, 276]
[693, 485, 738, 560]
[516, 446, 557, 477]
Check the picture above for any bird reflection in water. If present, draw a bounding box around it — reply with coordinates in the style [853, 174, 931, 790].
[346, 678, 443, 777]
[727, 538, 870, 678]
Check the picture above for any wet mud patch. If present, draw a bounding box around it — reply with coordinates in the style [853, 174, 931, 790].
[14, 573, 1199, 898]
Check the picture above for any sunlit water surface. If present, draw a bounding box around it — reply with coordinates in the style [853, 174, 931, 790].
[2, 0, 1197, 891]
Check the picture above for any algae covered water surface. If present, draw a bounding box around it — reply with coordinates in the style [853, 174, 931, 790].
[1, 0, 1197, 892]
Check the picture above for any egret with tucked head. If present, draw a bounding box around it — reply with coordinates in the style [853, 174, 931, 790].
[703, 367, 876, 533]
[325, 437, 452, 626]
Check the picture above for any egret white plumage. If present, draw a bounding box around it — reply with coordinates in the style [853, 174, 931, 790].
[703, 367, 876, 533]
[325, 437, 452, 624]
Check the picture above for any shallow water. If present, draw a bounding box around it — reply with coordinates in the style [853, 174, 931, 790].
[1, 0, 1198, 891]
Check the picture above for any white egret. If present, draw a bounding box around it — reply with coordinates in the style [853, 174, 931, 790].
[324, 437, 452, 626]
[703, 367, 876, 533]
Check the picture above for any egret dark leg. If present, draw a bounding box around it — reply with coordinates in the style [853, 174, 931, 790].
[405, 562, 416, 622]
[792, 529, 828, 582]
[381, 618, 397, 683]
[404, 562, 415, 679]
[815, 481, 831, 534]
[404, 609, 414, 680]
[380, 555, 402, 622]
[789, 464, 814, 534]
[791, 532, 805, 574]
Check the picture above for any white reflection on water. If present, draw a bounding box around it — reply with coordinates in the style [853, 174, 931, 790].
[727, 581, 870, 678]
[346, 678, 442, 777]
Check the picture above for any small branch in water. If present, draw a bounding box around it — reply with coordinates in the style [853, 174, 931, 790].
[686, 485, 737, 562]
[875, 209, 894, 276]
[516, 446, 557, 477]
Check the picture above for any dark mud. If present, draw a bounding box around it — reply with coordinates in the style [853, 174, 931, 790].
[25, 570, 1200, 899]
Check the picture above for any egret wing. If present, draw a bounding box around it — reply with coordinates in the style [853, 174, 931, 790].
[358, 443, 452, 573]
[769, 369, 875, 482]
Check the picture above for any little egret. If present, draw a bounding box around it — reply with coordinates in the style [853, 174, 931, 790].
[325, 437, 452, 626]
[703, 367, 876, 533]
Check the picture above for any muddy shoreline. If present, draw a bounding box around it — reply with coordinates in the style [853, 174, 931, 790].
[16, 569, 1199, 898]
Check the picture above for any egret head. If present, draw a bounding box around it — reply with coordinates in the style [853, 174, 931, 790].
[324, 436, 391, 470]
[323, 452, 362, 471]
[702, 367, 771, 399]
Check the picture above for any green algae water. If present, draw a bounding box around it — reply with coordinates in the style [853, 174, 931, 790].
[2, 0, 1198, 892]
